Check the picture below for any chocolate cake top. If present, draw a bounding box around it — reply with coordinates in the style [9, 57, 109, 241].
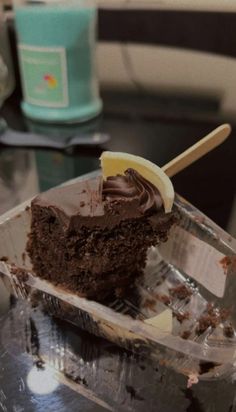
[103, 168, 163, 213]
[32, 169, 164, 230]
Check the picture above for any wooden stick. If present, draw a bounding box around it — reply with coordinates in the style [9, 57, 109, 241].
[162, 124, 232, 178]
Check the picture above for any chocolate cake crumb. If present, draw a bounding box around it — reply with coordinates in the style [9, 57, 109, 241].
[17, 269, 29, 282]
[10, 264, 18, 274]
[206, 302, 214, 313]
[173, 311, 190, 323]
[22, 252, 26, 264]
[80, 201, 85, 207]
[0, 256, 8, 262]
[143, 298, 156, 311]
[155, 294, 172, 305]
[219, 256, 236, 274]
[223, 323, 234, 338]
[10, 264, 29, 282]
[220, 256, 232, 274]
[25, 205, 30, 211]
[160, 295, 172, 305]
[196, 314, 217, 335]
[220, 308, 231, 321]
[181, 330, 191, 340]
[169, 284, 192, 300]
[207, 303, 231, 321]
[196, 303, 231, 335]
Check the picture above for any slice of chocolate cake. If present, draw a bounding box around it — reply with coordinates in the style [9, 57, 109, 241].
[27, 168, 177, 300]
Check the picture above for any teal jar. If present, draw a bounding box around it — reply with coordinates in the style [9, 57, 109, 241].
[14, 0, 102, 123]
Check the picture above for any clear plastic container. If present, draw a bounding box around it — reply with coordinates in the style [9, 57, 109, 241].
[0, 171, 236, 379]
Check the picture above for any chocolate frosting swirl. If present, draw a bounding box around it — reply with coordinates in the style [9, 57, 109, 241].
[102, 168, 163, 213]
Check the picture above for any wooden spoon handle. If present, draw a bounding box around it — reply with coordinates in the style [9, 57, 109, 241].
[162, 124, 232, 178]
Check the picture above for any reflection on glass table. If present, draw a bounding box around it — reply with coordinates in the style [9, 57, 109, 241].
[0, 5, 14, 109]
[26, 117, 102, 191]
[0, 276, 236, 412]
[0, 148, 39, 215]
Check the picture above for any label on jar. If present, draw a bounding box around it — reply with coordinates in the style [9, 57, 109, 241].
[18, 44, 69, 108]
